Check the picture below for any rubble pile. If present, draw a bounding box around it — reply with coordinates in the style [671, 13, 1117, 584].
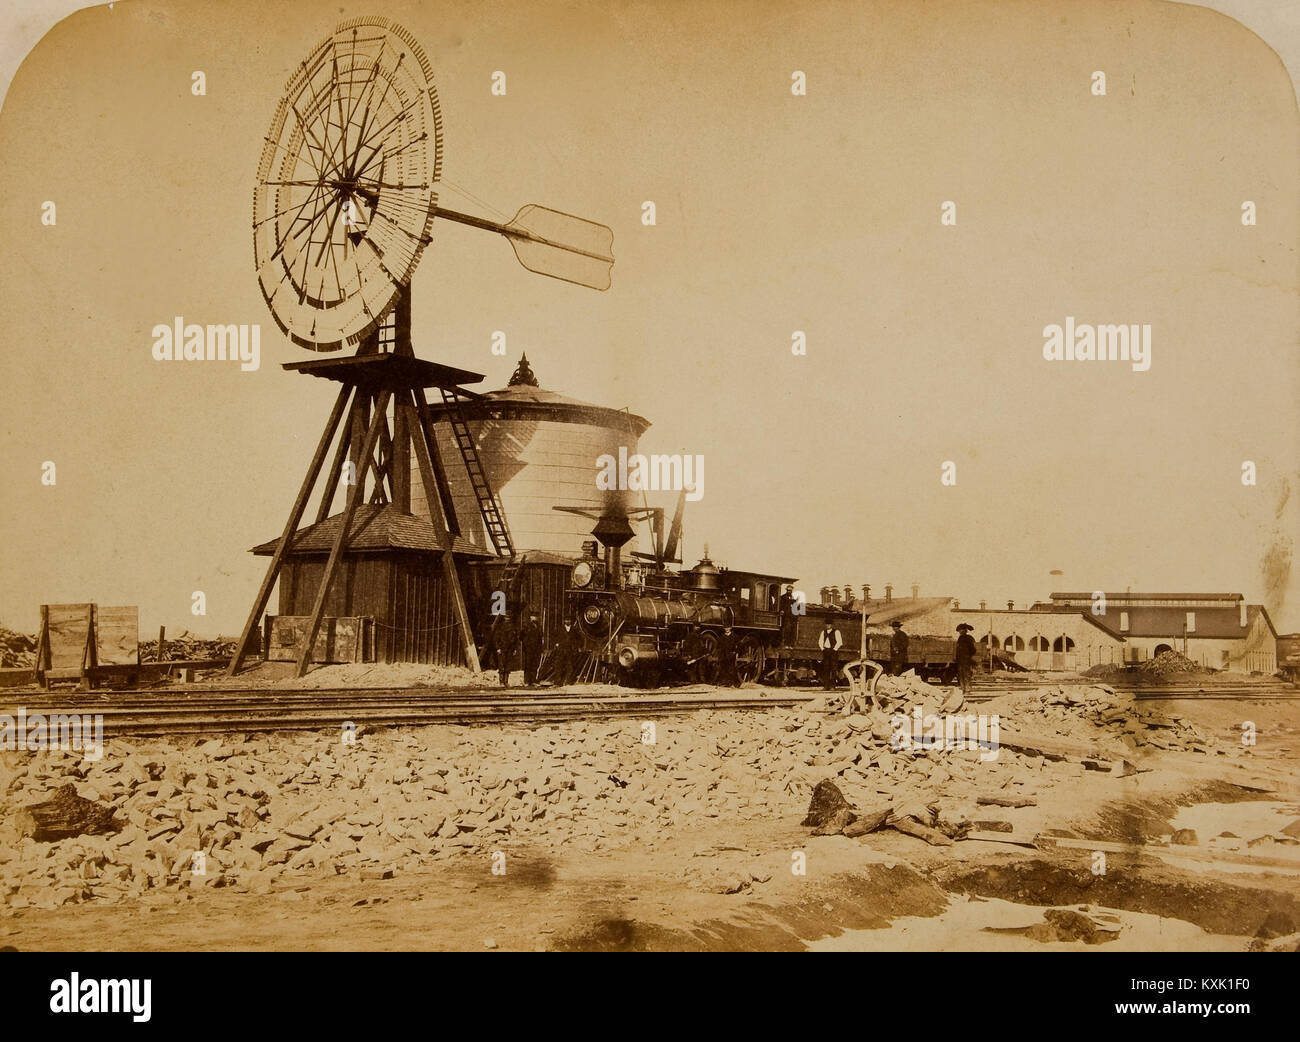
[139, 633, 236, 662]
[0, 715, 815, 909]
[0, 673, 1241, 910]
[980, 683, 1219, 754]
[0, 627, 37, 669]
[1137, 650, 1204, 677]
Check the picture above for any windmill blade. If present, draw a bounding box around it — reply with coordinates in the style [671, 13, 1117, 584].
[434, 204, 614, 291]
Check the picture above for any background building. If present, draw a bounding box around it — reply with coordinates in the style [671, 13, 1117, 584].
[1043, 593, 1277, 674]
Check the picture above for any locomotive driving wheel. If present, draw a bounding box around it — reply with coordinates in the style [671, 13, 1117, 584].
[697, 631, 720, 684]
[736, 636, 765, 684]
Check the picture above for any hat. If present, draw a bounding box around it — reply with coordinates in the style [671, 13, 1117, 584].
[890, 620, 903, 628]
[956, 623, 974, 632]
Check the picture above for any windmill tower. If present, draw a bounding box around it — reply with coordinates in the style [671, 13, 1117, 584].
[228, 16, 614, 678]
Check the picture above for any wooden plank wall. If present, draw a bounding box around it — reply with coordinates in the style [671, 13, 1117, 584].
[96, 605, 139, 666]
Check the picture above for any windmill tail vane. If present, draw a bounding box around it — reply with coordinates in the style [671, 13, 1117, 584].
[432, 203, 614, 291]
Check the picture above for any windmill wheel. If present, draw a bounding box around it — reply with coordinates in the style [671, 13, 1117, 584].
[253, 16, 443, 351]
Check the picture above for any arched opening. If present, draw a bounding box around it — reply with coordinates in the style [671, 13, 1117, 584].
[1028, 635, 1050, 651]
[1154, 643, 1173, 657]
[1052, 635, 1075, 653]
[1004, 635, 1025, 651]
[979, 634, 1000, 650]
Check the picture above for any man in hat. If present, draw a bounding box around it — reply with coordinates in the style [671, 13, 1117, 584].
[552, 617, 584, 686]
[777, 583, 799, 683]
[889, 619, 910, 675]
[682, 624, 707, 685]
[491, 613, 519, 688]
[954, 623, 977, 698]
[716, 624, 740, 687]
[520, 610, 544, 686]
[818, 618, 843, 690]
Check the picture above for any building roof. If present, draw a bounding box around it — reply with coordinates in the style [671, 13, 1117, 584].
[1063, 604, 1278, 640]
[817, 596, 955, 626]
[1050, 592, 1243, 603]
[251, 505, 493, 557]
[957, 605, 1125, 639]
[421, 354, 651, 435]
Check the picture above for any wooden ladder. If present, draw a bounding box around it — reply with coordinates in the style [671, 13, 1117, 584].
[438, 387, 514, 558]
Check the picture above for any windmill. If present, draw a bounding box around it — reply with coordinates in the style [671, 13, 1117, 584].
[228, 16, 613, 678]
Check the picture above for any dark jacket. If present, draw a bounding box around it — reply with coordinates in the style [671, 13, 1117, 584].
[492, 620, 519, 654]
[890, 629, 910, 661]
[520, 620, 544, 654]
[955, 633, 977, 665]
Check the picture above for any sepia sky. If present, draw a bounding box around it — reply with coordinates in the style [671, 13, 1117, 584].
[0, 0, 1297, 637]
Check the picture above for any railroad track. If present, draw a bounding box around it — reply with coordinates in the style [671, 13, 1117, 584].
[0, 686, 817, 737]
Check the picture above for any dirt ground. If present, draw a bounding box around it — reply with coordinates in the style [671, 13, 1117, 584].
[2, 692, 1297, 952]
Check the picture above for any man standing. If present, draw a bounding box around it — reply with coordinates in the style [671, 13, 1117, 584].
[818, 619, 843, 690]
[553, 617, 583, 686]
[683, 624, 707, 685]
[778, 584, 798, 683]
[520, 611, 544, 686]
[491, 613, 519, 688]
[889, 619, 910, 675]
[716, 625, 739, 687]
[954, 623, 977, 698]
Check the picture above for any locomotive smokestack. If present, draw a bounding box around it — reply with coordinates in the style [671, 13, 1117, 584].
[862, 584, 871, 601]
[819, 586, 830, 606]
[911, 583, 919, 599]
[1007, 599, 1015, 611]
[830, 586, 841, 605]
[979, 600, 987, 611]
[885, 584, 893, 603]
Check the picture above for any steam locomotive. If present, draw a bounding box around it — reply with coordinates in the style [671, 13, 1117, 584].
[563, 552, 960, 687]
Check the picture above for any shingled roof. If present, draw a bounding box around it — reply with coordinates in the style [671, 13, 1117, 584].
[251, 505, 493, 557]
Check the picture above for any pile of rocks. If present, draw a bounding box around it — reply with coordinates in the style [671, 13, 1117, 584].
[0, 627, 37, 669]
[0, 713, 820, 910]
[1138, 650, 1204, 677]
[139, 633, 235, 662]
[0, 674, 1233, 911]
[980, 683, 1219, 754]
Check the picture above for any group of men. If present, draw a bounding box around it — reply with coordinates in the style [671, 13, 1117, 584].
[799, 593, 979, 697]
[681, 623, 740, 686]
[485, 610, 585, 688]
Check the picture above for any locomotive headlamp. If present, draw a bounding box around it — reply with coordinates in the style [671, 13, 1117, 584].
[572, 561, 594, 588]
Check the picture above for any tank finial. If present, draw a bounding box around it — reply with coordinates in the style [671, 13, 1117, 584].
[508, 352, 539, 387]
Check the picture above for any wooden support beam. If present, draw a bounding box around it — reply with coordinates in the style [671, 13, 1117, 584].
[404, 390, 480, 672]
[413, 386, 461, 535]
[227, 384, 351, 676]
[294, 390, 392, 678]
[391, 289, 412, 510]
[316, 407, 355, 524]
